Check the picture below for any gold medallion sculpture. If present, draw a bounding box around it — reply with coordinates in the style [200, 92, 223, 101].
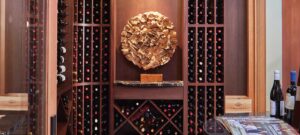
[121, 11, 177, 70]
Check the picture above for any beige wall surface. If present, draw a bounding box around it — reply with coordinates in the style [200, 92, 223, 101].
[266, 0, 282, 111]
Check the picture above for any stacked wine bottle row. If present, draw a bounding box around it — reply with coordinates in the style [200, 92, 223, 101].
[198, 0, 205, 24]
[57, 91, 72, 122]
[57, 0, 67, 83]
[72, 85, 109, 135]
[206, 0, 214, 24]
[188, 27, 196, 82]
[28, 0, 45, 134]
[188, 0, 224, 24]
[188, 86, 224, 134]
[73, 26, 110, 83]
[72, 0, 111, 134]
[74, 0, 110, 24]
[187, 0, 224, 132]
[114, 100, 183, 135]
[207, 27, 214, 82]
[188, 27, 224, 83]
[216, 27, 224, 82]
[216, 0, 224, 24]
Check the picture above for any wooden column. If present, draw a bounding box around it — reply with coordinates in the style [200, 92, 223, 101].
[46, 0, 58, 135]
[247, 0, 266, 113]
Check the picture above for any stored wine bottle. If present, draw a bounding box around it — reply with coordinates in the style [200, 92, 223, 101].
[270, 70, 284, 119]
[58, 56, 65, 65]
[284, 71, 297, 124]
[57, 74, 66, 82]
[59, 46, 66, 54]
[293, 68, 300, 130]
[58, 65, 66, 73]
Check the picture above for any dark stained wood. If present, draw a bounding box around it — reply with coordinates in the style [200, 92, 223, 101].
[224, 0, 247, 95]
[4, 0, 27, 93]
[114, 86, 183, 100]
[115, 0, 183, 81]
[282, 0, 300, 128]
[282, 0, 300, 95]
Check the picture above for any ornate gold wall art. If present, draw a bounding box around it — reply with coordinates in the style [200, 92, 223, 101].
[121, 11, 177, 70]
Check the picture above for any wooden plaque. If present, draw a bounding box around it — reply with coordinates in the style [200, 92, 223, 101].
[140, 74, 163, 82]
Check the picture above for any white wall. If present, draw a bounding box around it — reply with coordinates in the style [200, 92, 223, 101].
[266, 0, 282, 111]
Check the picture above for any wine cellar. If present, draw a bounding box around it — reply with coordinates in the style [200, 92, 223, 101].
[53, 0, 244, 134]
[53, 0, 226, 134]
[3, 0, 300, 134]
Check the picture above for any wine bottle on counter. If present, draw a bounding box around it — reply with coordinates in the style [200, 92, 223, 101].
[270, 70, 284, 119]
[293, 68, 300, 130]
[284, 71, 297, 124]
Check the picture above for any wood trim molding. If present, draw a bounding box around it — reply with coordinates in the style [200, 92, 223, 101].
[0, 93, 28, 111]
[247, 0, 266, 113]
[46, 0, 58, 135]
[0, 0, 5, 95]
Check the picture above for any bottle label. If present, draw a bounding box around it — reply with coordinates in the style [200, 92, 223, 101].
[270, 100, 285, 116]
[296, 87, 300, 101]
[270, 100, 276, 115]
[280, 101, 284, 116]
[285, 94, 295, 110]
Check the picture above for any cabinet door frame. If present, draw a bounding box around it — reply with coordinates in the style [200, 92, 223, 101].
[247, 0, 266, 113]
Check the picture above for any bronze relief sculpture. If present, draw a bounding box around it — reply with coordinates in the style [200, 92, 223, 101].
[121, 11, 177, 70]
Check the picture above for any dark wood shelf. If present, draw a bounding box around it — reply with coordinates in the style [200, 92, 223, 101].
[73, 23, 111, 26]
[114, 80, 184, 87]
[72, 81, 110, 86]
[187, 24, 224, 27]
[114, 86, 184, 100]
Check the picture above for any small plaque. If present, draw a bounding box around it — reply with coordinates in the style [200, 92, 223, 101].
[140, 74, 163, 82]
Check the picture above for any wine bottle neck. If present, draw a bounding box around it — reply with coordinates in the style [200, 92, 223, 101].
[274, 80, 281, 86]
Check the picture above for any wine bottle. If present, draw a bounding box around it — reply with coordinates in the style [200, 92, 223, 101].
[293, 68, 300, 130]
[58, 65, 66, 73]
[270, 70, 284, 119]
[284, 71, 297, 124]
[59, 46, 66, 54]
[58, 56, 65, 65]
[57, 74, 66, 82]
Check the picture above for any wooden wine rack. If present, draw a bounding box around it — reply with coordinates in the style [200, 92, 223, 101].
[114, 100, 183, 134]
[27, 0, 46, 134]
[71, 0, 111, 134]
[57, 0, 68, 84]
[187, 0, 224, 134]
[55, 0, 226, 134]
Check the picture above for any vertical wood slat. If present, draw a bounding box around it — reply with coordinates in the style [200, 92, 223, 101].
[0, 0, 5, 95]
[247, 0, 266, 113]
[256, 0, 266, 114]
[46, 0, 58, 134]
